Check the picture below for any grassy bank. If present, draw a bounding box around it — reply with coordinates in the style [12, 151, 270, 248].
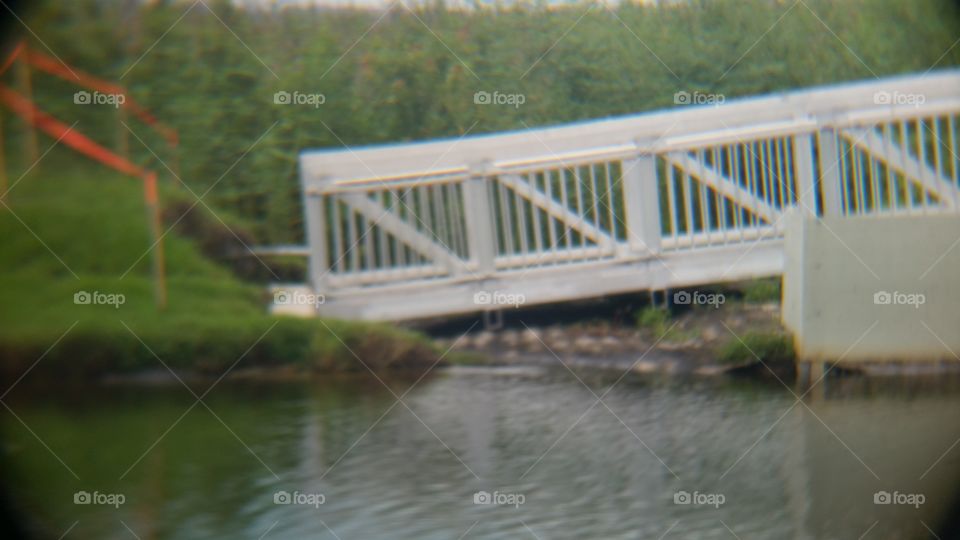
[0, 153, 438, 381]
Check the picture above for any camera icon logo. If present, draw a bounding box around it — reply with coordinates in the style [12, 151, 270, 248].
[474, 91, 491, 105]
[473, 491, 491, 504]
[74, 291, 92, 305]
[673, 490, 691, 504]
[673, 291, 691, 305]
[73, 90, 91, 105]
[873, 490, 891, 504]
[673, 90, 691, 105]
[273, 490, 291, 504]
[74, 491, 91, 504]
[873, 291, 892, 305]
[273, 91, 291, 105]
[873, 91, 891, 105]
[274, 290, 291, 305]
[474, 291, 492, 305]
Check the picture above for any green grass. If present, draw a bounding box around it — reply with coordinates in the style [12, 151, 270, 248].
[718, 331, 794, 367]
[740, 278, 782, 303]
[635, 306, 670, 335]
[0, 153, 438, 379]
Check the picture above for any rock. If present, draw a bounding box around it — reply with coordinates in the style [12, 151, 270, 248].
[521, 327, 542, 346]
[550, 339, 571, 354]
[500, 330, 520, 347]
[702, 326, 720, 343]
[633, 360, 658, 373]
[545, 326, 565, 341]
[472, 331, 495, 349]
[573, 335, 600, 354]
[694, 365, 726, 376]
[600, 335, 620, 347]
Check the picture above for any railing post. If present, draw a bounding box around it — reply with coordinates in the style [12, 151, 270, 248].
[463, 167, 496, 275]
[816, 128, 844, 217]
[301, 171, 330, 293]
[621, 152, 661, 255]
[791, 132, 818, 216]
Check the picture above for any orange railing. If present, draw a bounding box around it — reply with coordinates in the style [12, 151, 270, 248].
[0, 41, 173, 307]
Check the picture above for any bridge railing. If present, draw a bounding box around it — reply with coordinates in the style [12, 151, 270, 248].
[300, 72, 960, 299]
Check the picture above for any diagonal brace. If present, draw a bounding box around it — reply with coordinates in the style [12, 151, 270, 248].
[665, 151, 780, 223]
[843, 127, 959, 209]
[497, 173, 615, 249]
[340, 192, 469, 274]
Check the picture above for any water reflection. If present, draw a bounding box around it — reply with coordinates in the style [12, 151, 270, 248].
[2, 368, 959, 539]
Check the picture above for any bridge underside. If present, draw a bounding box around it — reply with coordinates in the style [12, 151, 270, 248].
[316, 240, 782, 321]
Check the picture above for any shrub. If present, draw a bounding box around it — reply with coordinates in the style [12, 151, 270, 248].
[742, 279, 781, 303]
[636, 306, 670, 335]
[719, 332, 794, 366]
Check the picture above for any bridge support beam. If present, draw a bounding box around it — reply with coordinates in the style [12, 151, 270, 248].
[463, 172, 496, 275]
[622, 154, 661, 254]
[791, 133, 818, 216]
[301, 188, 330, 293]
[816, 129, 845, 217]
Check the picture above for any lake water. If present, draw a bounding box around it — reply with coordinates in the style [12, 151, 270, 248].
[2, 365, 959, 539]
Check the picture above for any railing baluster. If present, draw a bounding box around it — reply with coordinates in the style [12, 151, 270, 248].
[682, 166, 694, 248]
[514, 175, 530, 265]
[528, 172, 545, 265]
[932, 117, 948, 207]
[557, 168, 573, 251]
[604, 162, 616, 244]
[332, 196, 343, 274]
[589, 163, 601, 239]
[362, 196, 374, 271]
[950, 116, 959, 198]
[715, 147, 729, 241]
[667, 162, 680, 245]
[697, 150, 710, 239]
[775, 137, 786, 210]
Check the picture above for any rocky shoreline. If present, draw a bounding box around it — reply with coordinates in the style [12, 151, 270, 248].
[438, 302, 790, 376]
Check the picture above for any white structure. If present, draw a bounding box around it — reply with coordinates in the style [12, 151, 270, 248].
[297, 71, 960, 321]
[783, 212, 960, 366]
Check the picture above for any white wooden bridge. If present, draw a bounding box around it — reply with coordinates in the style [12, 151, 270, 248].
[293, 72, 960, 321]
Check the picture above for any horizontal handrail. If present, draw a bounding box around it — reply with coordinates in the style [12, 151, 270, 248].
[301, 71, 960, 185]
